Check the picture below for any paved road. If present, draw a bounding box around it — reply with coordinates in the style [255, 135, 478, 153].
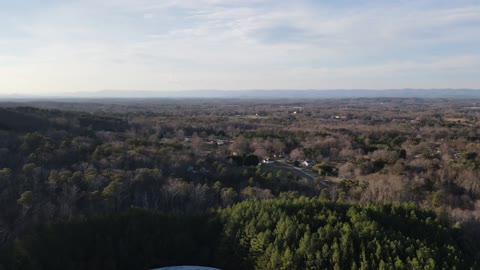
[274, 160, 333, 188]
[275, 160, 316, 180]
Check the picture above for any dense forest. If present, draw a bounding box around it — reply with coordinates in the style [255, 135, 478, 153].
[1, 197, 476, 269]
[1, 98, 480, 269]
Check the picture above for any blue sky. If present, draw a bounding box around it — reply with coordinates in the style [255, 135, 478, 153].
[1, 0, 480, 94]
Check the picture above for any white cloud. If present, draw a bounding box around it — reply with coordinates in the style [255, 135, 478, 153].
[0, 0, 479, 93]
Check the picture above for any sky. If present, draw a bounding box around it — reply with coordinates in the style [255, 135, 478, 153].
[1, 0, 480, 94]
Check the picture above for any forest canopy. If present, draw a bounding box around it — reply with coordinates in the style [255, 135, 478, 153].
[2, 197, 475, 270]
[1, 98, 480, 269]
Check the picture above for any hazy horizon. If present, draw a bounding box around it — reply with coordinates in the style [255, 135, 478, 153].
[2, 0, 480, 94]
[4, 88, 480, 100]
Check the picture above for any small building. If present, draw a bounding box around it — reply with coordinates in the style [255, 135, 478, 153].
[302, 160, 315, 167]
[262, 158, 275, 164]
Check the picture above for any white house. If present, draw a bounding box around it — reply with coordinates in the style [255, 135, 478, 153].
[302, 160, 315, 167]
[262, 158, 275, 164]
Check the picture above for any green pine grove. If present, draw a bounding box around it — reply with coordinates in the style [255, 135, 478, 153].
[1, 196, 476, 270]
